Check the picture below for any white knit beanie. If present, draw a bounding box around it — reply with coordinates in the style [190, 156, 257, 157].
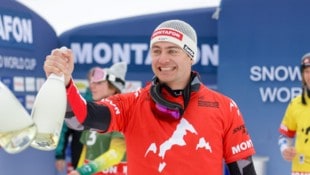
[150, 19, 198, 62]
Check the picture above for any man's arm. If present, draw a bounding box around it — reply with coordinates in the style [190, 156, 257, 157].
[227, 156, 257, 175]
[65, 79, 111, 132]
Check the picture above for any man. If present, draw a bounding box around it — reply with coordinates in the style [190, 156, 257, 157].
[279, 53, 310, 174]
[44, 19, 257, 174]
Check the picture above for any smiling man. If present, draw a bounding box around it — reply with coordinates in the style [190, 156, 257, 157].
[43, 19, 257, 175]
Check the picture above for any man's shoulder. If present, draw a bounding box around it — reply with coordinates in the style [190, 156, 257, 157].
[198, 85, 231, 101]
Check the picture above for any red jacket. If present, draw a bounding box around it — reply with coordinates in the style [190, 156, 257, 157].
[66, 73, 255, 175]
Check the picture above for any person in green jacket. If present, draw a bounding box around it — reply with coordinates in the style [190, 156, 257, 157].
[70, 62, 128, 175]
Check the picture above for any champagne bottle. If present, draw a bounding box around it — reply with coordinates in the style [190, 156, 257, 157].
[0, 124, 37, 154]
[0, 81, 37, 154]
[30, 73, 67, 151]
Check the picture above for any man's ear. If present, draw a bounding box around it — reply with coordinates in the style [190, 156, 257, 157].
[190, 58, 194, 65]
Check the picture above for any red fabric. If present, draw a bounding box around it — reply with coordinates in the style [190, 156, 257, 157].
[66, 79, 87, 123]
[67, 80, 255, 174]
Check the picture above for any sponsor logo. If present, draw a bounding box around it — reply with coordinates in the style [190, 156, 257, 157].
[151, 29, 183, 41]
[0, 54, 36, 70]
[0, 13, 33, 46]
[144, 118, 213, 173]
[102, 162, 127, 174]
[250, 65, 302, 103]
[231, 139, 253, 154]
[183, 44, 194, 58]
[70, 42, 219, 67]
[102, 98, 120, 115]
[198, 100, 219, 108]
[233, 125, 247, 134]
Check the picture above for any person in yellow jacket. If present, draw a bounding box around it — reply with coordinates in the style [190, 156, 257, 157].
[69, 62, 128, 175]
[279, 53, 310, 174]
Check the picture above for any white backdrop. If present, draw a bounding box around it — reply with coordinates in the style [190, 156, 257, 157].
[16, 0, 220, 35]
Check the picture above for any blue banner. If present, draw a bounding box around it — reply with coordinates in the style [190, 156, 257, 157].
[218, 0, 310, 174]
[0, 1, 59, 175]
[67, 35, 218, 87]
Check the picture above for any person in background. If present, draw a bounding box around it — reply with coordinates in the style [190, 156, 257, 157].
[278, 52, 310, 174]
[44, 19, 257, 174]
[55, 68, 94, 173]
[70, 62, 128, 175]
[55, 124, 83, 173]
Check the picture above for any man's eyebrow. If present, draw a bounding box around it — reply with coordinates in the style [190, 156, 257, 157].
[167, 46, 181, 49]
[151, 44, 181, 50]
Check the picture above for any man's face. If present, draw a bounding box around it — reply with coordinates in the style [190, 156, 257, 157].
[150, 41, 192, 89]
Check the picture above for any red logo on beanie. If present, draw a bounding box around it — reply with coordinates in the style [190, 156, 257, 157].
[151, 29, 183, 41]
